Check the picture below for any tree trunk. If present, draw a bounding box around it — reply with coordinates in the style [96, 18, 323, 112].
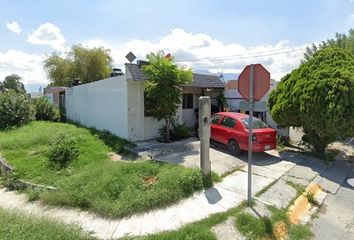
[165, 118, 171, 142]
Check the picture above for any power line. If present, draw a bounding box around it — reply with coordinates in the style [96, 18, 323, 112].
[175, 47, 307, 63]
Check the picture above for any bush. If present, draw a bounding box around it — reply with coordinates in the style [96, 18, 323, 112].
[159, 120, 192, 142]
[179, 168, 204, 195]
[0, 90, 34, 129]
[33, 97, 60, 121]
[47, 133, 80, 168]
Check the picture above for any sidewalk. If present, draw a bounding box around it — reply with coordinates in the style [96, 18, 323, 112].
[0, 151, 296, 240]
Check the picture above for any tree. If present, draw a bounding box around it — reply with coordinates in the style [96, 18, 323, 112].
[143, 51, 193, 141]
[303, 29, 354, 62]
[43, 44, 113, 86]
[1, 74, 26, 93]
[269, 48, 354, 154]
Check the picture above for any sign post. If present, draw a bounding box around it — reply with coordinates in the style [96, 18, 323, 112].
[238, 64, 270, 205]
[247, 64, 254, 204]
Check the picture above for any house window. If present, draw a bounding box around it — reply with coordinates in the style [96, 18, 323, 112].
[144, 92, 154, 117]
[183, 94, 193, 109]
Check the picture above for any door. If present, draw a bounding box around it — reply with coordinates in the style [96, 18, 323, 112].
[219, 116, 237, 145]
[210, 114, 223, 142]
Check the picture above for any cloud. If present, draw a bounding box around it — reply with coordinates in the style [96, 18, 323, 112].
[6, 21, 22, 34]
[85, 28, 309, 81]
[0, 49, 46, 85]
[27, 23, 66, 51]
[1, 28, 309, 87]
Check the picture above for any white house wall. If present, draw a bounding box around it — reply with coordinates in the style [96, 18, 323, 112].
[65, 76, 129, 138]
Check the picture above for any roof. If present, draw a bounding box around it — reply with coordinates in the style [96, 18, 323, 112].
[125, 63, 224, 88]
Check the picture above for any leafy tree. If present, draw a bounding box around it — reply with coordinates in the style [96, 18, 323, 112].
[303, 29, 354, 62]
[269, 48, 354, 154]
[1, 74, 26, 93]
[143, 51, 193, 141]
[0, 90, 34, 129]
[43, 44, 113, 86]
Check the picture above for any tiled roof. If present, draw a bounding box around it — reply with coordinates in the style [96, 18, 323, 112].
[125, 63, 224, 88]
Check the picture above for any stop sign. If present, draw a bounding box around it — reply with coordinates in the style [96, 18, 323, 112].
[238, 64, 270, 101]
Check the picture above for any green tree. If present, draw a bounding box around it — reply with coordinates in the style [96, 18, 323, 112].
[269, 48, 354, 154]
[43, 44, 113, 86]
[143, 51, 193, 141]
[1, 74, 26, 93]
[303, 29, 354, 62]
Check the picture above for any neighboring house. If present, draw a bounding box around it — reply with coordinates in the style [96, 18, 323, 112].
[44, 86, 67, 106]
[65, 61, 224, 141]
[224, 79, 289, 137]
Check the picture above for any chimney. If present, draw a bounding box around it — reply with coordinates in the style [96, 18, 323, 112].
[110, 68, 124, 77]
[72, 78, 82, 86]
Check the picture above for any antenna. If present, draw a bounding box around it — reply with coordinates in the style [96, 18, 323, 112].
[125, 51, 136, 63]
[219, 70, 225, 83]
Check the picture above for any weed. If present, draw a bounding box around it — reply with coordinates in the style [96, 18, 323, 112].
[288, 224, 314, 240]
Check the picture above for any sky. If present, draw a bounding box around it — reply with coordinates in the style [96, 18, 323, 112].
[0, 0, 353, 92]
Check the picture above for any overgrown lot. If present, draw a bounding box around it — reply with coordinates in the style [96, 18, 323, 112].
[0, 208, 94, 240]
[0, 121, 205, 218]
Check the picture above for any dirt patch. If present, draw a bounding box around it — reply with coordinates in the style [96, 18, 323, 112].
[142, 175, 158, 187]
[107, 152, 122, 162]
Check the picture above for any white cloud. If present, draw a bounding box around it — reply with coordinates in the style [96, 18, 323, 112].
[85, 28, 309, 81]
[0, 49, 46, 85]
[6, 21, 22, 34]
[27, 23, 66, 51]
[0, 28, 309, 87]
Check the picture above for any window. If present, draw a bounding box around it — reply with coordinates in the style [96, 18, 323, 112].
[183, 94, 193, 109]
[221, 117, 236, 128]
[211, 114, 222, 125]
[144, 92, 153, 117]
[241, 117, 267, 129]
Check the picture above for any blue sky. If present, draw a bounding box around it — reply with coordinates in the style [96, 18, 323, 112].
[0, 0, 353, 92]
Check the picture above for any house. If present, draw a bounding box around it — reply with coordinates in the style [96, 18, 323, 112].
[65, 61, 224, 141]
[224, 78, 289, 137]
[44, 86, 67, 106]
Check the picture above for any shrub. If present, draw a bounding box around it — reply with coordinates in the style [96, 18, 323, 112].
[179, 168, 204, 195]
[159, 120, 192, 142]
[0, 90, 34, 129]
[33, 97, 60, 121]
[47, 133, 80, 168]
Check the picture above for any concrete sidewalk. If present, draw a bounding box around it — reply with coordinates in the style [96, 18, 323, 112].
[0, 155, 296, 240]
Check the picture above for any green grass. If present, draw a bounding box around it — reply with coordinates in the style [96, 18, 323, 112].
[0, 121, 205, 218]
[288, 224, 314, 240]
[235, 212, 273, 239]
[124, 201, 249, 240]
[0, 208, 95, 240]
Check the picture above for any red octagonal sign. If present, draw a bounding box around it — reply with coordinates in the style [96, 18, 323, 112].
[238, 64, 270, 101]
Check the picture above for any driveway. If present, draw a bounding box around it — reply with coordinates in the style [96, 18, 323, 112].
[133, 138, 290, 176]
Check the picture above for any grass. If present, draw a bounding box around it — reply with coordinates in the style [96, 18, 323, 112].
[255, 178, 279, 197]
[123, 201, 249, 240]
[288, 224, 314, 240]
[0, 121, 206, 218]
[235, 212, 273, 239]
[0, 208, 95, 240]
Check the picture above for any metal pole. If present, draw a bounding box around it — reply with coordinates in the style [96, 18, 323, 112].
[248, 64, 254, 205]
